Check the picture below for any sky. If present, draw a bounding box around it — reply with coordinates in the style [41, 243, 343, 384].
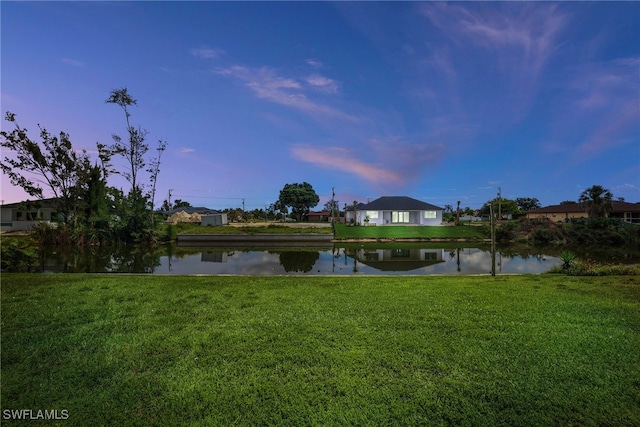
[1, 1, 639, 211]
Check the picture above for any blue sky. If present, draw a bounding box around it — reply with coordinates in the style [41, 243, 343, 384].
[2, 1, 639, 211]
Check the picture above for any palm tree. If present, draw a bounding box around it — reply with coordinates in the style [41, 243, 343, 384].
[579, 185, 613, 218]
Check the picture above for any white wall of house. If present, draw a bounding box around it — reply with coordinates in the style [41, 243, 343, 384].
[0, 206, 55, 232]
[349, 209, 443, 226]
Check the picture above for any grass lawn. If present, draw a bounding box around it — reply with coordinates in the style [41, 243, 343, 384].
[171, 223, 333, 235]
[334, 223, 487, 240]
[2, 274, 639, 426]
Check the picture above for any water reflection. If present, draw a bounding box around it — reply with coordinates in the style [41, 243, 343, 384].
[32, 243, 570, 275]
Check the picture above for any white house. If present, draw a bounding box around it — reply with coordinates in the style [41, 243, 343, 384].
[346, 196, 444, 226]
[1, 199, 58, 232]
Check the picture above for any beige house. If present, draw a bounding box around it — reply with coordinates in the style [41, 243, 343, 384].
[526, 201, 640, 224]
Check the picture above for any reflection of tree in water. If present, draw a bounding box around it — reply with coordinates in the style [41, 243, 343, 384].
[278, 251, 319, 273]
[40, 244, 163, 273]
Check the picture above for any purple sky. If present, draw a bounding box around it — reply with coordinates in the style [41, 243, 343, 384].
[2, 2, 639, 210]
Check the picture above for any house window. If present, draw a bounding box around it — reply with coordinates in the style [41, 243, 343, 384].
[366, 211, 379, 219]
[392, 211, 409, 223]
[365, 252, 379, 261]
[424, 252, 438, 261]
[424, 211, 436, 219]
[392, 249, 410, 258]
[16, 212, 23, 221]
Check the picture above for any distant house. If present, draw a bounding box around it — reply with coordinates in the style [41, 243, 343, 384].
[304, 211, 331, 222]
[163, 206, 227, 225]
[1, 198, 58, 232]
[526, 201, 640, 224]
[346, 196, 444, 226]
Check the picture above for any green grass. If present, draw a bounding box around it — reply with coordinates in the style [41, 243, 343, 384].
[172, 223, 333, 235]
[2, 274, 639, 426]
[334, 223, 487, 240]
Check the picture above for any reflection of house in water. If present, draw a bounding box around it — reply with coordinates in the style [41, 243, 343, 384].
[346, 248, 445, 271]
[201, 251, 229, 263]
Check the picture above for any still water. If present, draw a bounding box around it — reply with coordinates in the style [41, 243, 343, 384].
[38, 243, 564, 275]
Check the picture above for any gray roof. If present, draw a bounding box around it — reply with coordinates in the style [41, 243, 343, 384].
[163, 206, 220, 215]
[360, 196, 443, 211]
[0, 198, 59, 209]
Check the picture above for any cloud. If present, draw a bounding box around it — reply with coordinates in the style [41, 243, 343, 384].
[306, 59, 324, 69]
[304, 75, 339, 93]
[292, 145, 403, 186]
[216, 66, 358, 122]
[418, 2, 567, 122]
[61, 58, 84, 67]
[190, 47, 225, 59]
[420, 3, 566, 75]
[291, 139, 445, 188]
[179, 147, 195, 153]
[568, 56, 640, 159]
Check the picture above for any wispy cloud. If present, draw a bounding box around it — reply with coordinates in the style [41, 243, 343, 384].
[292, 139, 445, 188]
[179, 147, 195, 154]
[190, 47, 225, 59]
[61, 58, 84, 67]
[304, 75, 339, 93]
[417, 2, 568, 125]
[292, 145, 403, 186]
[306, 59, 324, 69]
[568, 56, 640, 159]
[216, 66, 357, 122]
[420, 3, 566, 76]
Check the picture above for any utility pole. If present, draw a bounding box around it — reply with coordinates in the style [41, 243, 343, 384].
[490, 203, 496, 277]
[242, 198, 245, 212]
[498, 187, 502, 222]
[168, 189, 173, 208]
[331, 187, 336, 224]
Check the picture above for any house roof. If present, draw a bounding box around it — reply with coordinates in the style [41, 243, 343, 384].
[0, 198, 59, 209]
[163, 206, 220, 215]
[527, 201, 640, 214]
[360, 196, 443, 211]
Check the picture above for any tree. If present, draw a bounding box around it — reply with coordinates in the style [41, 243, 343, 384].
[172, 199, 191, 209]
[516, 197, 540, 212]
[479, 197, 520, 218]
[105, 88, 168, 242]
[106, 88, 148, 192]
[323, 200, 340, 214]
[0, 112, 98, 224]
[147, 139, 167, 226]
[579, 185, 613, 218]
[278, 182, 319, 222]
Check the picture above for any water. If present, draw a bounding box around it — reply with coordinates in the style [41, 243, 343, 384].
[35, 243, 566, 275]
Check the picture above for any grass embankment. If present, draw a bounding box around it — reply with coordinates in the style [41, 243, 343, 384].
[168, 223, 333, 236]
[334, 223, 486, 240]
[2, 274, 639, 426]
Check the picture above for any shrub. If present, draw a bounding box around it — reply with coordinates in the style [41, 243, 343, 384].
[1, 238, 38, 272]
[559, 251, 577, 270]
[547, 257, 640, 276]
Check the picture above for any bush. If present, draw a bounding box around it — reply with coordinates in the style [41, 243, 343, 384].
[547, 257, 640, 276]
[495, 221, 518, 243]
[1, 238, 38, 272]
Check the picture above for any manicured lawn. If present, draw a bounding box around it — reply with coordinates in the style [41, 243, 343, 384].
[2, 274, 639, 426]
[172, 223, 333, 235]
[334, 223, 487, 240]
